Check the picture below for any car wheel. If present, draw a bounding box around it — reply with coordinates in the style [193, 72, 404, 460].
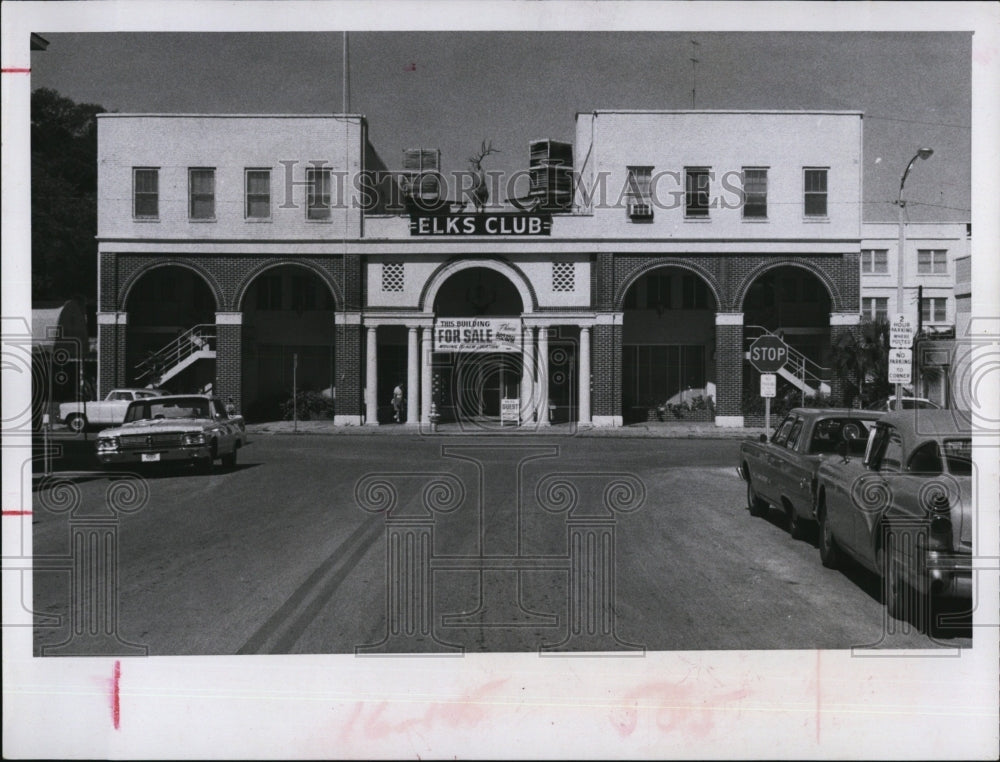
[879, 531, 928, 629]
[67, 414, 87, 433]
[817, 505, 839, 569]
[787, 505, 809, 541]
[220, 446, 237, 469]
[746, 476, 768, 517]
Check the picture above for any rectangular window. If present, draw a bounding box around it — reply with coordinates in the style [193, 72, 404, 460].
[245, 169, 271, 219]
[685, 167, 710, 217]
[861, 249, 888, 274]
[742, 168, 767, 218]
[306, 166, 332, 220]
[256, 275, 282, 310]
[863, 297, 889, 322]
[804, 168, 828, 216]
[921, 297, 947, 323]
[189, 168, 215, 220]
[133, 168, 159, 219]
[626, 166, 653, 218]
[917, 249, 947, 274]
[681, 275, 709, 309]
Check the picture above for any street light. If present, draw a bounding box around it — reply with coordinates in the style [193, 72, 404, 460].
[894, 147, 933, 411]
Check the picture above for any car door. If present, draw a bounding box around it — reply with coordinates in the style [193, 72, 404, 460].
[758, 414, 796, 502]
[781, 416, 813, 515]
[852, 425, 904, 567]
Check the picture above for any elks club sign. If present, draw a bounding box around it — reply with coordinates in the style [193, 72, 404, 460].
[409, 212, 552, 236]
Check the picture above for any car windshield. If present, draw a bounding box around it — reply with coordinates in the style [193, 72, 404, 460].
[808, 417, 880, 455]
[125, 398, 211, 423]
[942, 438, 972, 476]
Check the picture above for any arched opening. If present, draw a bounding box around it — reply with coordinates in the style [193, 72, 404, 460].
[742, 265, 833, 407]
[621, 266, 718, 423]
[125, 266, 217, 391]
[240, 265, 337, 422]
[430, 267, 531, 423]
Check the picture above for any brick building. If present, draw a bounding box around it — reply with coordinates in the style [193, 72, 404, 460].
[96, 109, 867, 427]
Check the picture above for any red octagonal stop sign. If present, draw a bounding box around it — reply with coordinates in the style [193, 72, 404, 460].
[748, 334, 789, 373]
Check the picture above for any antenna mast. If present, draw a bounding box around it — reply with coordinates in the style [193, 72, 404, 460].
[690, 39, 700, 109]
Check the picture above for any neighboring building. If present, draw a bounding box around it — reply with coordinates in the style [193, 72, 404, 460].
[31, 299, 92, 424]
[96, 109, 866, 427]
[861, 221, 969, 405]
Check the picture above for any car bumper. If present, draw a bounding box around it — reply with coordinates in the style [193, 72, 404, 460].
[97, 446, 211, 466]
[924, 551, 973, 599]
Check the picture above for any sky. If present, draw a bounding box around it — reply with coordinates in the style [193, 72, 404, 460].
[30, 30, 972, 223]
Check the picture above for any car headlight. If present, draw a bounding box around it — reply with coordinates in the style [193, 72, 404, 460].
[96, 436, 120, 452]
[182, 432, 207, 446]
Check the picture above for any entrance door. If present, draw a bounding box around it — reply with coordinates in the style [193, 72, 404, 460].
[448, 352, 519, 421]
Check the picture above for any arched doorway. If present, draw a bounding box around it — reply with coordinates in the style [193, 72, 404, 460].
[621, 266, 718, 423]
[742, 265, 833, 405]
[240, 265, 337, 421]
[125, 265, 217, 391]
[431, 266, 527, 423]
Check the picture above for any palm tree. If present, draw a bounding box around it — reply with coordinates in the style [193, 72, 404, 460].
[830, 318, 891, 408]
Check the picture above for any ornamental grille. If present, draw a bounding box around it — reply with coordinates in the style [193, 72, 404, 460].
[552, 262, 575, 292]
[119, 433, 184, 450]
[382, 262, 404, 292]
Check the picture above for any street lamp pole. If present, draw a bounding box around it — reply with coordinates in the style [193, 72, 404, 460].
[894, 147, 933, 411]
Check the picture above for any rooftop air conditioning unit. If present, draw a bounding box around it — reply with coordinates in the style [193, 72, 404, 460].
[628, 202, 653, 219]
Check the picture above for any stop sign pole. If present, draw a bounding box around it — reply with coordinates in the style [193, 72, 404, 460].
[749, 335, 789, 435]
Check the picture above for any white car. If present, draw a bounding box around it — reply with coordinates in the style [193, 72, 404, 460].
[58, 388, 168, 432]
[868, 396, 942, 412]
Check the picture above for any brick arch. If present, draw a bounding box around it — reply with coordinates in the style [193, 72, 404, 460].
[735, 259, 843, 313]
[234, 259, 344, 312]
[120, 259, 224, 311]
[419, 256, 538, 314]
[615, 258, 723, 311]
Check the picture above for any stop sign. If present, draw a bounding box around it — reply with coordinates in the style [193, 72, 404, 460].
[749, 335, 789, 373]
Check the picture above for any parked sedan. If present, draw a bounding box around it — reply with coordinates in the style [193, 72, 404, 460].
[95, 394, 248, 472]
[738, 408, 883, 539]
[813, 411, 972, 623]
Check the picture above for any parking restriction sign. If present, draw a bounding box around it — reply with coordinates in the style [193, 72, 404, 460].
[888, 348, 912, 384]
[890, 313, 914, 349]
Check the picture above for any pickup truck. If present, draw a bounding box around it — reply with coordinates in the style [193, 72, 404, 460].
[813, 410, 972, 624]
[59, 388, 168, 432]
[738, 408, 883, 539]
[95, 394, 247, 473]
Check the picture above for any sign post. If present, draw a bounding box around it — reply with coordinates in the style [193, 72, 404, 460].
[749, 335, 789, 436]
[889, 313, 914, 410]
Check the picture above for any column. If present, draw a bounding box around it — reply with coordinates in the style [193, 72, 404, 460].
[536, 326, 550, 426]
[365, 325, 378, 425]
[714, 312, 744, 427]
[830, 312, 862, 407]
[214, 312, 242, 413]
[578, 326, 592, 425]
[591, 314, 623, 427]
[96, 312, 127, 397]
[519, 325, 535, 425]
[420, 327, 433, 424]
[406, 327, 419, 425]
[334, 312, 363, 426]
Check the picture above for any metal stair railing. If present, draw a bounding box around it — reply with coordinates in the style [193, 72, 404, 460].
[744, 324, 830, 393]
[135, 324, 217, 383]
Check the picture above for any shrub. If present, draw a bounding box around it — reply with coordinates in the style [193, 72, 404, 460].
[280, 390, 335, 421]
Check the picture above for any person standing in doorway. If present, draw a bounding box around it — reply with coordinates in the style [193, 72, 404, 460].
[391, 382, 405, 423]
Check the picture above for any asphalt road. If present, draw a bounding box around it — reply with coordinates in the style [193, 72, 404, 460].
[30, 434, 973, 655]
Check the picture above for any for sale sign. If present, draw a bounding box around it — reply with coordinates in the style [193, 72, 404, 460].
[435, 317, 520, 353]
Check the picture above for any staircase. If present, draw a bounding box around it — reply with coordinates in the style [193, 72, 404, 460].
[135, 324, 216, 387]
[744, 325, 831, 397]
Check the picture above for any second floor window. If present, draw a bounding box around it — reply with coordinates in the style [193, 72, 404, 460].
[921, 297, 947, 323]
[917, 249, 947, 274]
[861, 249, 888, 274]
[685, 167, 710, 217]
[133, 168, 159, 219]
[862, 297, 888, 322]
[742, 168, 767, 218]
[189, 168, 215, 220]
[245, 169, 271, 219]
[804, 168, 828, 216]
[306, 167, 332, 220]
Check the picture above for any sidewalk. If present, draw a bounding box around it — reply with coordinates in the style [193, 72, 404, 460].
[245, 420, 766, 439]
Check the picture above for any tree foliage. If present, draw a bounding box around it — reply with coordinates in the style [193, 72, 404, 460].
[31, 88, 106, 303]
[829, 318, 892, 408]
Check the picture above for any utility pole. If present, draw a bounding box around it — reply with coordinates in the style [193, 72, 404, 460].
[690, 39, 700, 109]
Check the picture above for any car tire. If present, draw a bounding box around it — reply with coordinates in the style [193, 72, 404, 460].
[787, 506, 809, 541]
[746, 476, 768, 517]
[817, 504, 840, 569]
[220, 446, 237, 469]
[67, 414, 87, 433]
[879, 531, 929, 629]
